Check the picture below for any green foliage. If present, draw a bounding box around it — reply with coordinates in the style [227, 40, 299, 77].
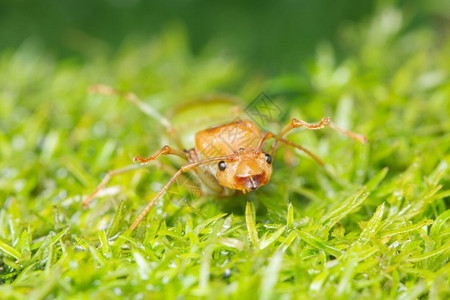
[0, 6, 449, 300]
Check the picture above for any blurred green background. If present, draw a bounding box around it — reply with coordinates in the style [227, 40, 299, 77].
[1, 0, 449, 298]
[1, 0, 446, 74]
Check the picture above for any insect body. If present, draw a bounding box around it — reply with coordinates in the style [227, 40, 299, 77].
[195, 120, 272, 192]
[83, 86, 367, 231]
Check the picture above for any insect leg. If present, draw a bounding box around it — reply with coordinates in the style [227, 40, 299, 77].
[270, 117, 329, 153]
[274, 138, 325, 166]
[133, 145, 186, 164]
[88, 85, 184, 149]
[83, 146, 187, 208]
[277, 117, 331, 139]
[271, 117, 367, 153]
[83, 163, 146, 208]
[329, 122, 368, 144]
[129, 156, 232, 231]
[256, 132, 274, 151]
[255, 129, 324, 165]
[185, 149, 225, 194]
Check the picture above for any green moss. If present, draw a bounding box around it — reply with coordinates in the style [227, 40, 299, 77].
[0, 6, 449, 300]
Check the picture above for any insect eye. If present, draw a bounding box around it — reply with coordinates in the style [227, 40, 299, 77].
[265, 153, 272, 164]
[218, 161, 226, 171]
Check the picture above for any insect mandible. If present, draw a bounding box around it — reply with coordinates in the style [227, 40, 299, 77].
[83, 85, 368, 231]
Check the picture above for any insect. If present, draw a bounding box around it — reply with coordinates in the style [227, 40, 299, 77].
[83, 85, 367, 231]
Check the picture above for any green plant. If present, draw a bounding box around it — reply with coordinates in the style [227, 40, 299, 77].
[0, 7, 449, 299]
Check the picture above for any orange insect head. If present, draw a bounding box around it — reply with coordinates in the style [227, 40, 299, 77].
[215, 148, 273, 192]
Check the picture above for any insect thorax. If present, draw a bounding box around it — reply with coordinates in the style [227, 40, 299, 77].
[195, 120, 262, 159]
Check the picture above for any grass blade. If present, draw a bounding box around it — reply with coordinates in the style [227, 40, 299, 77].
[0, 239, 21, 260]
[245, 201, 259, 245]
[259, 251, 283, 300]
[359, 202, 385, 242]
